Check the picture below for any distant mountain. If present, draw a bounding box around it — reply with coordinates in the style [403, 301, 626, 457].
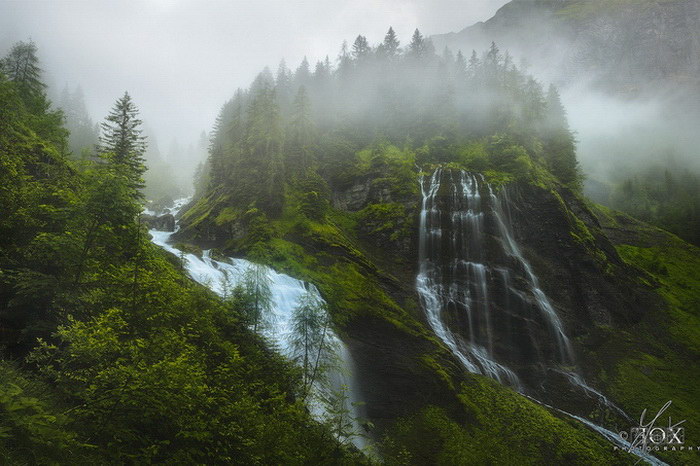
[432, 0, 700, 93]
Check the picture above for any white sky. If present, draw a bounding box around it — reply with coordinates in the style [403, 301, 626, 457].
[0, 0, 508, 148]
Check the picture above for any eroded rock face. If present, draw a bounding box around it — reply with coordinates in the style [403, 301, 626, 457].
[332, 180, 371, 211]
[142, 213, 176, 232]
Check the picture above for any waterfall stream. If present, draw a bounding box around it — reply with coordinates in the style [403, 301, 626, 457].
[148, 200, 367, 451]
[417, 168, 665, 465]
[417, 168, 575, 389]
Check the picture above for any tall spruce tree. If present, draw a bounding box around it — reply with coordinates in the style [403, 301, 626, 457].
[0, 41, 45, 100]
[98, 92, 147, 194]
[382, 27, 400, 59]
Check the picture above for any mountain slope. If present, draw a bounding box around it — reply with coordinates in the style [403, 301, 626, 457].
[432, 0, 700, 91]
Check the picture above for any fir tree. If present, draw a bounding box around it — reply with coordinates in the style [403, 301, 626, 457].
[382, 27, 400, 59]
[98, 92, 147, 194]
[408, 29, 425, 57]
[352, 35, 371, 61]
[0, 40, 45, 100]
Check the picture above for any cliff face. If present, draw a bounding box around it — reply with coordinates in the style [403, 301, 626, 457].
[433, 0, 700, 92]
[175, 164, 699, 463]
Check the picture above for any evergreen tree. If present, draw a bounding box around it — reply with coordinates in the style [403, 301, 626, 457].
[0, 40, 45, 101]
[287, 85, 315, 176]
[352, 35, 371, 61]
[541, 85, 580, 189]
[468, 50, 480, 77]
[382, 27, 400, 59]
[59, 84, 99, 156]
[241, 263, 274, 333]
[294, 57, 311, 88]
[98, 92, 147, 194]
[290, 289, 336, 400]
[455, 50, 467, 78]
[408, 29, 425, 57]
[1, 40, 66, 148]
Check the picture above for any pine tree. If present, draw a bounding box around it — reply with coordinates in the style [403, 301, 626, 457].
[455, 50, 467, 78]
[290, 289, 336, 400]
[242, 263, 274, 333]
[541, 84, 580, 189]
[98, 92, 147, 194]
[0, 41, 45, 100]
[382, 27, 400, 59]
[468, 50, 480, 75]
[351, 35, 371, 61]
[294, 57, 311, 88]
[287, 86, 315, 176]
[408, 29, 425, 57]
[1, 41, 66, 148]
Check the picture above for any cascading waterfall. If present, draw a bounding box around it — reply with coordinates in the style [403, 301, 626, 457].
[148, 200, 367, 450]
[418, 168, 575, 389]
[417, 169, 665, 465]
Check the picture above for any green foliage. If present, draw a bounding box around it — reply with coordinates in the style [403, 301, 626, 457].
[486, 134, 533, 179]
[240, 263, 274, 332]
[357, 203, 412, 243]
[0, 45, 364, 463]
[290, 289, 338, 400]
[0, 361, 88, 464]
[381, 382, 634, 465]
[589, 206, 700, 464]
[605, 167, 700, 246]
[98, 92, 148, 195]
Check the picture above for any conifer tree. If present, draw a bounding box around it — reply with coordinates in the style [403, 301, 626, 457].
[242, 263, 274, 333]
[352, 35, 371, 61]
[98, 92, 147, 194]
[408, 29, 425, 57]
[382, 27, 400, 59]
[287, 86, 315, 175]
[455, 50, 467, 78]
[290, 289, 336, 400]
[0, 41, 45, 100]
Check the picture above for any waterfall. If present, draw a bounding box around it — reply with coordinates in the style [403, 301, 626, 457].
[148, 201, 367, 450]
[417, 168, 579, 389]
[417, 169, 667, 465]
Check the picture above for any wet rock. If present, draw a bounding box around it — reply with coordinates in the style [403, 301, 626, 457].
[142, 213, 175, 232]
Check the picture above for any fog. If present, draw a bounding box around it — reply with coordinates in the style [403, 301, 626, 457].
[2, 0, 697, 210]
[0, 0, 507, 150]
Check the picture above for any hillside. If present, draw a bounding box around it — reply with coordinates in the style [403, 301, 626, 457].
[2, 19, 699, 464]
[168, 32, 700, 463]
[432, 0, 700, 92]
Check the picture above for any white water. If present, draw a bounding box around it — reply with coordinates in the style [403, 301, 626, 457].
[417, 169, 522, 389]
[148, 201, 367, 450]
[417, 170, 667, 465]
[491, 186, 575, 364]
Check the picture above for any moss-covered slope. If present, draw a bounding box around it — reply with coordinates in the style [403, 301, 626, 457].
[171, 161, 693, 463]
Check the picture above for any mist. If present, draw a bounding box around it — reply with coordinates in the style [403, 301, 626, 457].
[0, 0, 508, 162]
[2, 0, 697, 229]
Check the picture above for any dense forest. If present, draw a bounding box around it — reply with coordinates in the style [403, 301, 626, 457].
[1, 14, 698, 465]
[0, 40, 367, 463]
[196, 29, 580, 215]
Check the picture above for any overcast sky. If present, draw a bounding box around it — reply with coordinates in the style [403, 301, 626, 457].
[0, 0, 507, 150]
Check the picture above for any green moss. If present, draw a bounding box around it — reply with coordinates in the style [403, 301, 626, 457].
[382, 377, 635, 464]
[357, 203, 412, 242]
[455, 377, 636, 465]
[420, 354, 455, 391]
[214, 206, 240, 226]
[598, 239, 700, 464]
[482, 169, 515, 186]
